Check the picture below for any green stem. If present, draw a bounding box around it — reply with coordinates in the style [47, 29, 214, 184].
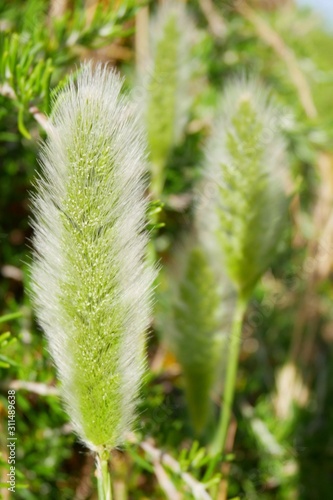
[150, 159, 165, 200]
[18, 105, 31, 140]
[210, 294, 248, 457]
[0, 311, 22, 324]
[97, 452, 112, 500]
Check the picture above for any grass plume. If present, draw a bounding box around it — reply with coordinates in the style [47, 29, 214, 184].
[205, 76, 288, 299]
[205, 76, 289, 457]
[144, 1, 196, 197]
[30, 62, 155, 455]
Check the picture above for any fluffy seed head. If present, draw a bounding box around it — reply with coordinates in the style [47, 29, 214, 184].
[30, 62, 155, 453]
[162, 207, 235, 433]
[171, 245, 232, 433]
[143, 0, 196, 196]
[204, 76, 288, 299]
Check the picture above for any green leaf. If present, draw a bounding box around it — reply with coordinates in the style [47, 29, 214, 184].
[0, 311, 22, 324]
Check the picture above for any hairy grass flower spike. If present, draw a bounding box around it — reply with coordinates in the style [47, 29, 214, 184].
[206, 77, 288, 300]
[170, 241, 224, 434]
[30, 62, 155, 496]
[165, 206, 235, 435]
[205, 76, 289, 460]
[144, 1, 196, 197]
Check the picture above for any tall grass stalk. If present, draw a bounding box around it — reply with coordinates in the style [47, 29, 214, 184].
[204, 77, 288, 460]
[210, 295, 247, 456]
[30, 62, 155, 498]
[97, 454, 112, 500]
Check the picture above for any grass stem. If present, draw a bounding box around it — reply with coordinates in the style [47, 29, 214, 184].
[97, 453, 113, 500]
[210, 295, 247, 457]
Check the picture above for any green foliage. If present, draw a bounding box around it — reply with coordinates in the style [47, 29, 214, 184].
[0, 32, 53, 138]
[0, 312, 22, 368]
[0, 0, 143, 140]
[168, 440, 222, 493]
[0, 331, 17, 368]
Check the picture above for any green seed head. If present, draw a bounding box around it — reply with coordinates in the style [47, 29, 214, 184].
[31, 63, 155, 452]
[144, 1, 196, 196]
[205, 77, 288, 299]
